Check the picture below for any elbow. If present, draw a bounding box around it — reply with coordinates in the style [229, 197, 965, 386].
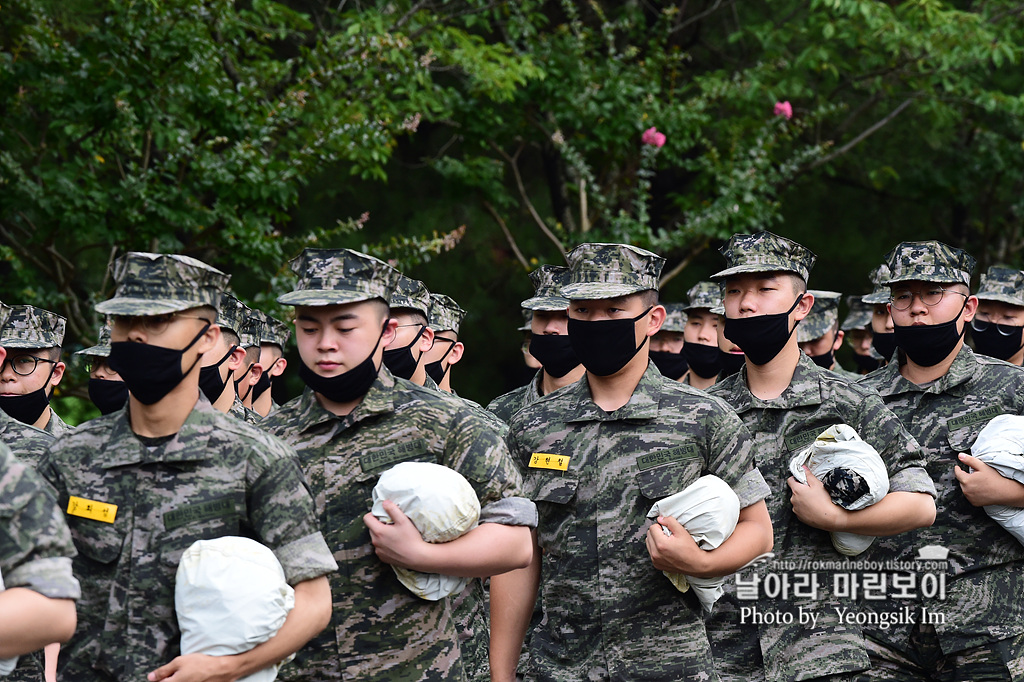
[507, 527, 534, 571]
[918, 496, 937, 529]
[53, 599, 77, 644]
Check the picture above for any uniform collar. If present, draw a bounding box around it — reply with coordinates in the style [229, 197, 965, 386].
[98, 393, 219, 468]
[295, 366, 398, 431]
[721, 352, 828, 413]
[564, 362, 664, 423]
[870, 344, 975, 398]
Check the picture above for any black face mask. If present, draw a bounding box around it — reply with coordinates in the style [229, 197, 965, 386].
[724, 295, 804, 366]
[684, 342, 722, 379]
[299, 322, 386, 403]
[649, 350, 688, 380]
[872, 331, 897, 361]
[425, 341, 456, 385]
[0, 364, 54, 424]
[88, 378, 129, 415]
[382, 326, 425, 380]
[107, 323, 210, 405]
[851, 352, 883, 373]
[893, 300, 967, 367]
[567, 307, 653, 377]
[971, 322, 1024, 362]
[719, 350, 746, 377]
[251, 369, 273, 402]
[529, 334, 581, 378]
[234, 361, 257, 403]
[806, 332, 838, 370]
[198, 346, 236, 403]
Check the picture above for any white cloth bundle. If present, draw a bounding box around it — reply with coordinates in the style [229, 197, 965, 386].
[0, 567, 17, 676]
[646, 475, 740, 612]
[789, 424, 889, 556]
[970, 414, 1024, 547]
[371, 461, 481, 601]
[175, 537, 295, 682]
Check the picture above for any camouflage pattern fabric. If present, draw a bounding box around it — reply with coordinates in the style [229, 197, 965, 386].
[0, 410, 55, 469]
[880, 241, 975, 287]
[262, 367, 535, 682]
[229, 398, 264, 425]
[522, 266, 571, 311]
[261, 313, 292, 349]
[858, 346, 1024, 657]
[797, 290, 842, 343]
[507, 364, 770, 682]
[560, 243, 664, 300]
[841, 297, 874, 331]
[659, 302, 687, 333]
[75, 325, 113, 359]
[518, 310, 532, 332]
[278, 248, 399, 307]
[0, 442, 81, 682]
[975, 265, 1024, 307]
[0, 305, 66, 349]
[707, 353, 935, 682]
[862, 264, 893, 305]
[95, 252, 229, 316]
[238, 307, 264, 349]
[713, 231, 816, 282]
[683, 280, 722, 312]
[487, 370, 544, 424]
[217, 292, 248, 337]
[0, 300, 10, 329]
[37, 396, 337, 681]
[829, 362, 863, 382]
[43, 410, 73, 437]
[428, 293, 467, 334]
[391, 275, 432, 318]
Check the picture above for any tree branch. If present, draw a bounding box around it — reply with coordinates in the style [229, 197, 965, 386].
[807, 97, 915, 171]
[489, 141, 567, 258]
[483, 200, 530, 270]
[659, 241, 708, 288]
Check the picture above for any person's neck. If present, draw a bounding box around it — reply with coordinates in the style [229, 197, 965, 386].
[744, 341, 801, 401]
[687, 371, 717, 390]
[211, 382, 236, 414]
[586, 352, 648, 413]
[31, 404, 52, 430]
[252, 390, 272, 417]
[315, 391, 365, 417]
[438, 374, 452, 393]
[540, 364, 585, 396]
[899, 340, 962, 385]
[128, 381, 198, 437]
[410, 364, 427, 387]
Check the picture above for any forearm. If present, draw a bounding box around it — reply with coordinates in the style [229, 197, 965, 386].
[0, 589, 76, 658]
[489, 537, 540, 682]
[414, 523, 533, 578]
[838, 491, 936, 535]
[689, 501, 773, 579]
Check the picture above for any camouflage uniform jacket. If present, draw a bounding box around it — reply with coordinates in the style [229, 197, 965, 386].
[707, 353, 935, 682]
[858, 345, 1024, 653]
[0, 411, 53, 469]
[829, 360, 862, 382]
[230, 397, 263, 425]
[43, 409, 73, 437]
[262, 367, 536, 682]
[37, 395, 337, 681]
[487, 370, 544, 424]
[507, 363, 770, 682]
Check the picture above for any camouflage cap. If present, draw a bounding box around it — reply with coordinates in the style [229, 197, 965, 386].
[712, 231, 816, 282]
[0, 301, 10, 331]
[683, 281, 722, 312]
[260, 314, 291, 348]
[660, 303, 687, 333]
[518, 309, 533, 332]
[217, 293, 247, 337]
[861, 264, 893, 305]
[390, 275, 431, 319]
[95, 252, 228, 316]
[428, 293, 466, 334]
[840, 296, 874, 331]
[881, 240, 975, 287]
[975, 265, 1024, 308]
[710, 305, 725, 316]
[561, 243, 664, 300]
[0, 305, 67, 349]
[238, 307, 264, 348]
[796, 290, 841, 343]
[521, 265, 571, 311]
[277, 248, 399, 307]
[75, 325, 113, 359]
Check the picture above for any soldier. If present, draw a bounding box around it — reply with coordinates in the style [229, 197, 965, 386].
[795, 289, 861, 379]
[0, 308, 56, 470]
[197, 292, 260, 423]
[75, 324, 128, 416]
[36, 252, 337, 682]
[518, 310, 542, 373]
[0, 300, 78, 680]
[488, 265, 584, 424]
[648, 302, 689, 381]
[252, 312, 291, 417]
[679, 281, 725, 389]
[840, 296, 882, 374]
[261, 248, 536, 681]
[864, 264, 897, 364]
[382, 274, 435, 385]
[970, 265, 1024, 365]
[858, 241, 1024, 680]
[232, 306, 265, 412]
[0, 305, 72, 435]
[423, 293, 467, 393]
[492, 242, 773, 682]
[705, 231, 936, 682]
[713, 303, 747, 378]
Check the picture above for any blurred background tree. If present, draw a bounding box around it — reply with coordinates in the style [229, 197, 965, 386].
[2, 0, 1022, 414]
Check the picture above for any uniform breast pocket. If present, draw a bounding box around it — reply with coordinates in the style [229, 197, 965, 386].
[67, 514, 126, 565]
[158, 493, 244, 568]
[635, 459, 704, 502]
[525, 471, 579, 506]
[946, 427, 979, 455]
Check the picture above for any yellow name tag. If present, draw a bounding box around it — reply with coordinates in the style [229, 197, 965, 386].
[67, 496, 118, 524]
[529, 453, 570, 471]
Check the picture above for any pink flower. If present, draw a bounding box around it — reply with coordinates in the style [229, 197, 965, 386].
[773, 101, 793, 120]
[641, 126, 666, 148]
